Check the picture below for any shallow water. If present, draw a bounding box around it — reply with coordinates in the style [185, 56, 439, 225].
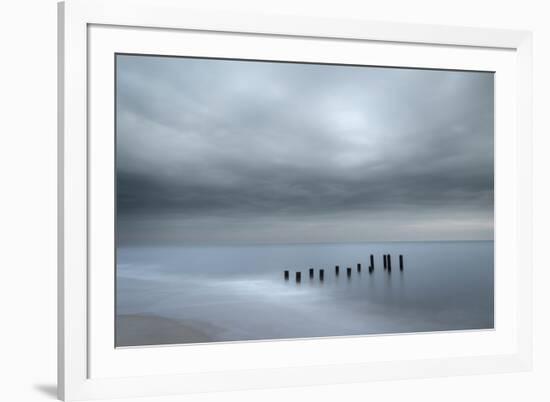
[116, 241, 493, 346]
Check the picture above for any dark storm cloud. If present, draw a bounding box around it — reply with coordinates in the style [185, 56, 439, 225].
[116, 55, 493, 245]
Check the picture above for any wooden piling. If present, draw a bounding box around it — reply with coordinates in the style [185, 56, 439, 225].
[357, 263, 361, 272]
[296, 272, 301, 282]
[399, 255, 404, 271]
[347, 267, 352, 276]
[335, 265, 340, 275]
[369, 265, 373, 274]
[383, 254, 387, 269]
[370, 254, 374, 270]
[319, 269, 324, 281]
[284, 270, 289, 280]
[309, 268, 314, 278]
[387, 255, 392, 271]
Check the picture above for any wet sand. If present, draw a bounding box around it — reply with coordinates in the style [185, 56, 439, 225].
[116, 314, 214, 347]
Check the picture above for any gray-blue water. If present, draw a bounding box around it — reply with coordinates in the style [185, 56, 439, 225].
[116, 241, 493, 346]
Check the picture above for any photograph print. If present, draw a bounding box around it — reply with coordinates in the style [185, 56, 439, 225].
[115, 54, 494, 347]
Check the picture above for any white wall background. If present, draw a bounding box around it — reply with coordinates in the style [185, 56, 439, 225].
[0, 0, 548, 401]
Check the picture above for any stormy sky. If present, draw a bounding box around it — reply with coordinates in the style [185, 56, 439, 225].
[116, 54, 494, 246]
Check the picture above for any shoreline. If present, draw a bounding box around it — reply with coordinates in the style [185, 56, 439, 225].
[116, 313, 214, 347]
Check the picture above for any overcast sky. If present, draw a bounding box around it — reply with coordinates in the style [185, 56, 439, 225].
[116, 54, 494, 246]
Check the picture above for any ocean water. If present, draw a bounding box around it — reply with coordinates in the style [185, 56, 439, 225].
[116, 241, 494, 346]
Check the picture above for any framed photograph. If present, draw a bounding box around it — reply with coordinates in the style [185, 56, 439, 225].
[58, 0, 533, 400]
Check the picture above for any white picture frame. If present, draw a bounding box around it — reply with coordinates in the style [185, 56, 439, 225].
[58, 0, 533, 400]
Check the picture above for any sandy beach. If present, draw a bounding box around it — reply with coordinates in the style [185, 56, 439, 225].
[116, 314, 215, 346]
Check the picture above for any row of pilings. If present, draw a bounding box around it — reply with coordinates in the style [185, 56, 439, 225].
[284, 254, 404, 282]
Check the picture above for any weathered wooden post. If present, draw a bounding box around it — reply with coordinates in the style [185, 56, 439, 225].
[284, 270, 289, 280]
[387, 255, 392, 272]
[357, 263, 362, 272]
[309, 268, 314, 278]
[369, 265, 374, 274]
[319, 269, 324, 281]
[347, 267, 352, 277]
[399, 255, 404, 271]
[296, 272, 301, 282]
[335, 265, 340, 275]
[370, 254, 374, 270]
[383, 254, 387, 269]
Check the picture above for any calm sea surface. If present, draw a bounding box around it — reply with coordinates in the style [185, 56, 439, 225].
[116, 241, 493, 346]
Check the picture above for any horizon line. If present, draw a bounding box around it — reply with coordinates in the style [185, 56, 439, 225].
[117, 239, 494, 248]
